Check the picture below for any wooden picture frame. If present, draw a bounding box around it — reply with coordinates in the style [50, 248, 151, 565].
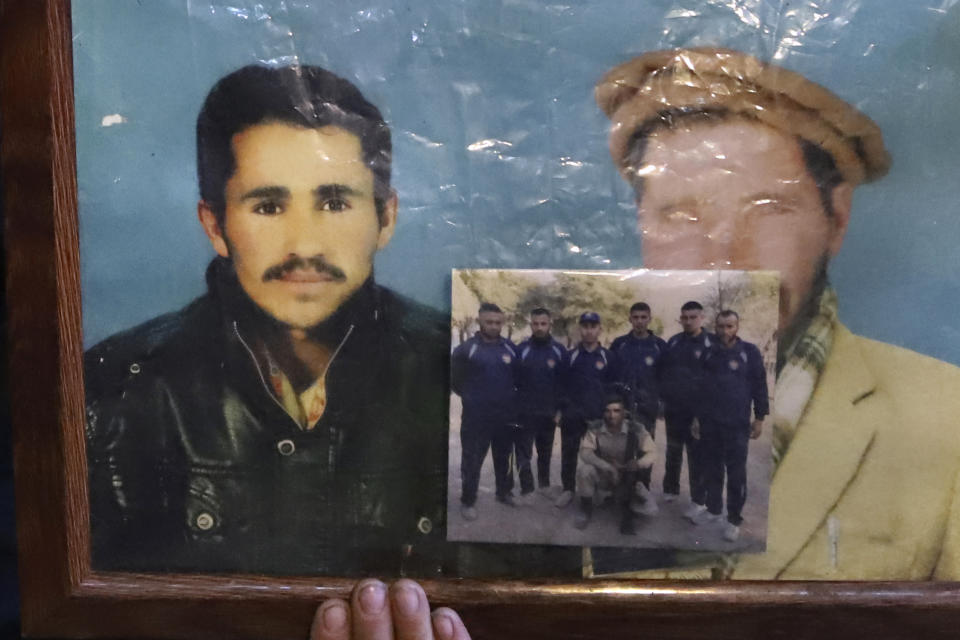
[3, 1, 960, 638]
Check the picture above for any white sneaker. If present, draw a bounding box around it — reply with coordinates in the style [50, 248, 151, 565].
[554, 490, 574, 508]
[516, 492, 536, 506]
[683, 503, 706, 522]
[723, 522, 741, 542]
[662, 493, 678, 503]
[460, 504, 478, 521]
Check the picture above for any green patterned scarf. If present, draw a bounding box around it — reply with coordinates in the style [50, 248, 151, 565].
[771, 286, 838, 467]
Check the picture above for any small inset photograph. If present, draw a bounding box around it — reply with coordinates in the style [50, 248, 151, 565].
[448, 268, 778, 553]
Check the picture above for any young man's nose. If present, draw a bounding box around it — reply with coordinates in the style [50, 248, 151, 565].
[280, 203, 333, 255]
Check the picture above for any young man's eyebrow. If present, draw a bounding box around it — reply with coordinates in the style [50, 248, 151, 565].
[313, 184, 363, 199]
[240, 185, 290, 201]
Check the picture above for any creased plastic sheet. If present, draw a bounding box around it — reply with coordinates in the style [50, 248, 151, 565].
[74, 0, 960, 364]
[73, 0, 960, 585]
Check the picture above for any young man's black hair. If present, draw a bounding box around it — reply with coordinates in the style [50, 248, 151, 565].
[629, 302, 651, 314]
[603, 394, 626, 410]
[680, 300, 703, 312]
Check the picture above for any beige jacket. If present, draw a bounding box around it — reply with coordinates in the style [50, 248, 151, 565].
[602, 324, 960, 580]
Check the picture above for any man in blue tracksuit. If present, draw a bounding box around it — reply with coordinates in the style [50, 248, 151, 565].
[451, 303, 520, 521]
[515, 308, 566, 498]
[610, 301, 668, 440]
[660, 300, 714, 519]
[697, 310, 769, 542]
[611, 301, 667, 492]
[555, 312, 616, 509]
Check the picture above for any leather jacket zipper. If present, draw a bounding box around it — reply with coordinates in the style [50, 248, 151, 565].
[232, 321, 355, 432]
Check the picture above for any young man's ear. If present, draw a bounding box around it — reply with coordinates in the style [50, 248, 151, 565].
[375, 190, 399, 250]
[198, 201, 230, 258]
[827, 182, 854, 258]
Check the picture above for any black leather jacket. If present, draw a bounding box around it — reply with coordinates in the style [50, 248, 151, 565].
[86, 260, 580, 578]
[86, 259, 456, 575]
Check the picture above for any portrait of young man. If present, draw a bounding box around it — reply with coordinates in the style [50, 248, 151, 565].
[593, 47, 960, 580]
[83, 64, 582, 578]
[83, 65, 449, 575]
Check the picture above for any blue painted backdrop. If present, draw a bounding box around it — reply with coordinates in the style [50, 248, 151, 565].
[74, 0, 960, 365]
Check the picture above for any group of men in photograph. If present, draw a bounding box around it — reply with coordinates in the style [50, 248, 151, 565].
[451, 299, 769, 541]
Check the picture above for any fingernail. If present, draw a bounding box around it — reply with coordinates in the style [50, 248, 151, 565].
[433, 612, 455, 640]
[359, 582, 387, 614]
[321, 603, 347, 632]
[394, 584, 421, 616]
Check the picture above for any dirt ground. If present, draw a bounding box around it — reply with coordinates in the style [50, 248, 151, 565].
[446, 394, 771, 554]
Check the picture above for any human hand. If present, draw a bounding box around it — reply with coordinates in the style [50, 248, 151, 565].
[750, 418, 764, 440]
[691, 417, 701, 441]
[311, 579, 471, 640]
[602, 463, 619, 485]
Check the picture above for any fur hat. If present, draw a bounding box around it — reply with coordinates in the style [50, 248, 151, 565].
[595, 47, 891, 186]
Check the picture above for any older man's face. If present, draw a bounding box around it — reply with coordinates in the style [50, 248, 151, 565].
[636, 119, 852, 331]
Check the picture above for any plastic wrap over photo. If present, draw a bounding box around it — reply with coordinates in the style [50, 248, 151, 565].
[74, 0, 960, 580]
[449, 269, 777, 554]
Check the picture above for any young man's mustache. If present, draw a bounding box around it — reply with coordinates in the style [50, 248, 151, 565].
[261, 254, 347, 282]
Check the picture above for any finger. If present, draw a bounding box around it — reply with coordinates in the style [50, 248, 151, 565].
[310, 599, 350, 640]
[351, 579, 393, 640]
[431, 608, 472, 640]
[390, 579, 433, 640]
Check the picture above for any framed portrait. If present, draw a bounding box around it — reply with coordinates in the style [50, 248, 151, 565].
[4, 0, 960, 638]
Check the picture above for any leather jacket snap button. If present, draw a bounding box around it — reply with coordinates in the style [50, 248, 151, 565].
[129, 363, 141, 374]
[195, 512, 215, 531]
[416, 516, 433, 534]
[277, 439, 296, 456]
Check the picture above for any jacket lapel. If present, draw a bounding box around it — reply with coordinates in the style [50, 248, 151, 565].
[734, 324, 881, 579]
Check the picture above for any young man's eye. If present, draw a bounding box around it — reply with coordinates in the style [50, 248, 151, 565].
[321, 198, 351, 212]
[253, 201, 283, 215]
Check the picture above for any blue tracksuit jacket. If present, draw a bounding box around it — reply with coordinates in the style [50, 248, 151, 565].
[610, 331, 668, 415]
[699, 337, 769, 428]
[562, 343, 616, 422]
[451, 333, 519, 425]
[516, 336, 566, 418]
[659, 330, 716, 410]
